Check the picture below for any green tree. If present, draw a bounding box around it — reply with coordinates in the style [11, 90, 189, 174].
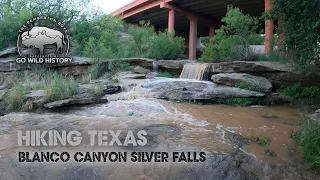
[199, 6, 259, 62]
[270, 0, 320, 66]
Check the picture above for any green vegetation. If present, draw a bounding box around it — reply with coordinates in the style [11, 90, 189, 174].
[225, 97, 262, 106]
[44, 73, 79, 101]
[155, 71, 174, 78]
[254, 51, 290, 64]
[270, 0, 320, 66]
[89, 85, 105, 98]
[296, 118, 320, 168]
[235, 82, 258, 92]
[249, 134, 272, 146]
[149, 31, 186, 60]
[4, 83, 28, 111]
[199, 6, 259, 62]
[279, 83, 320, 100]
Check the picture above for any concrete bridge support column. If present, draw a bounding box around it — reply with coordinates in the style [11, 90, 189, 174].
[264, 0, 274, 54]
[278, 18, 285, 56]
[189, 17, 198, 60]
[209, 24, 215, 38]
[168, 9, 175, 33]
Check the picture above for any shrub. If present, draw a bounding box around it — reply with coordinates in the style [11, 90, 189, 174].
[199, 6, 259, 62]
[4, 83, 28, 111]
[254, 51, 290, 64]
[149, 31, 186, 60]
[279, 83, 320, 100]
[45, 73, 79, 101]
[225, 97, 256, 106]
[298, 118, 320, 168]
[125, 21, 154, 57]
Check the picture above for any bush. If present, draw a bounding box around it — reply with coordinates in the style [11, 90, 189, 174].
[279, 83, 320, 100]
[45, 73, 79, 101]
[125, 21, 154, 57]
[199, 6, 259, 62]
[225, 98, 256, 106]
[298, 118, 320, 168]
[4, 83, 28, 111]
[149, 31, 186, 60]
[254, 51, 290, 64]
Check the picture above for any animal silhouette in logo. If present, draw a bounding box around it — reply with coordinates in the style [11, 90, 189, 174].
[21, 26, 66, 55]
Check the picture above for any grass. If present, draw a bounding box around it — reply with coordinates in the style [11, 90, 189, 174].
[4, 83, 28, 111]
[296, 117, 320, 169]
[235, 82, 259, 92]
[224, 97, 262, 106]
[255, 52, 290, 64]
[249, 134, 272, 146]
[279, 83, 320, 101]
[155, 71, 174, 78]
[89, 85, 105, 98]
[44, 73, 79, 101]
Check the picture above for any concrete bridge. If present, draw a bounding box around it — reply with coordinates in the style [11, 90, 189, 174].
[112, 0, 278, 60]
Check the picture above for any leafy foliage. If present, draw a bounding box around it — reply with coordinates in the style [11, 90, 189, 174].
[199, 6, 259, 62]
[4, 83, 28, 111]
[45, 73, 79, 101]
[270, 0, 320, 65]
[279, 83, 320, 100]
[123, 21, 155, 57]
[149, 31, 186, 60]
[298, 118, 320, 168]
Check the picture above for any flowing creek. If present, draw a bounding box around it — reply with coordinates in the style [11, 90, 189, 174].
[0, 76, 318, 180]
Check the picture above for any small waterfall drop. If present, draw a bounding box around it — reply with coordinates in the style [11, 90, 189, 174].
[179, 63, 211, 80]
[152, 61, 159, 73]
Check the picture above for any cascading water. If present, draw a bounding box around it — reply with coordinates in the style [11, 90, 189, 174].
[179, 63, 211, 80]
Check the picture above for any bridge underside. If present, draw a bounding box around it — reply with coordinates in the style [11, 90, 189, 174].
[112, 0, 275, 60]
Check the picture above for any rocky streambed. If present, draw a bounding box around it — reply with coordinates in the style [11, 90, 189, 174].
[0, 76, 319, 180]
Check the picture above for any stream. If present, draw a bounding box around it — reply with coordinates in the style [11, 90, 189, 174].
[0, 75, 318, 180]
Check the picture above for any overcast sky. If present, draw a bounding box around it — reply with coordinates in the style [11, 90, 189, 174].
[92, 0, 134, 13]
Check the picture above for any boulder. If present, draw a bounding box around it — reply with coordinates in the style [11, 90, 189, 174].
[44, 96, 108, 109]
[117, 58, 154, 68]
[142, 79, 265, 100]
[77, 84, 120, 95]
[157, 60, 195, 73]
[24, 83, 120, 108]
[0, 47, 18, 58]
[25, 90, 47, 106]
[210, 61, 320, 88]
[133, 66, 150, 74]
[262, 93, 294, 105]
[122, 74, 146, 79]
[211, 73, 273, 93]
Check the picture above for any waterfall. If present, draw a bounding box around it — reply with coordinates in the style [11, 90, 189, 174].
[179, 63, 211, 81]
[152, 61, 159, 73]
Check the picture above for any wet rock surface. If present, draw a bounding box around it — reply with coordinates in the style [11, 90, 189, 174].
[211, 73, 273, 93]
[157, 60, 195, 73]
[210, 61, 320, 88]
[142, 79, 265, 100]
[133, 66, 150, 74]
